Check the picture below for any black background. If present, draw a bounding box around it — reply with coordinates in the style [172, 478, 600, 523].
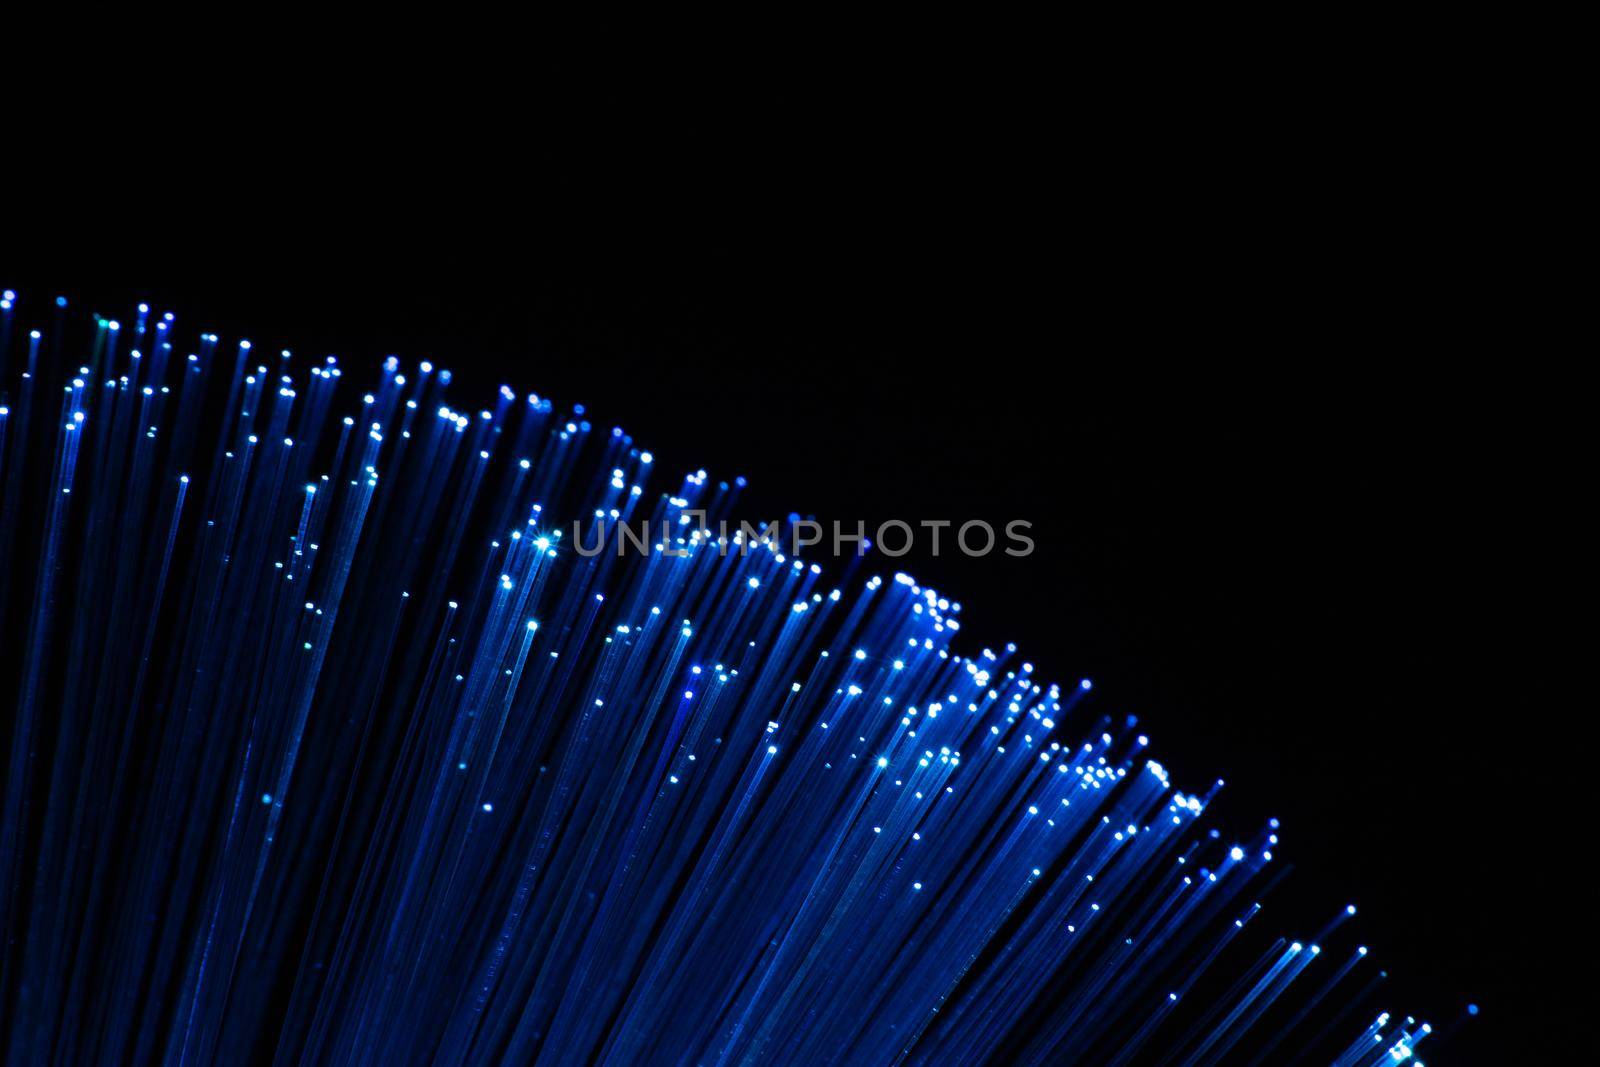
[2, 131, 1566, 1061]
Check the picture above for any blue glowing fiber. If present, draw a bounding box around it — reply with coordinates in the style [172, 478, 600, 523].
[0, 295, 1446, 1064]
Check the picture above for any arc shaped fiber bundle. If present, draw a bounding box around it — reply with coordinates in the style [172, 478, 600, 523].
[0, 294, 1432, 1065]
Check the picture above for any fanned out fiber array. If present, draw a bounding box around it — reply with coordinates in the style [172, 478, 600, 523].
[0, 294, 1437, 1065]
